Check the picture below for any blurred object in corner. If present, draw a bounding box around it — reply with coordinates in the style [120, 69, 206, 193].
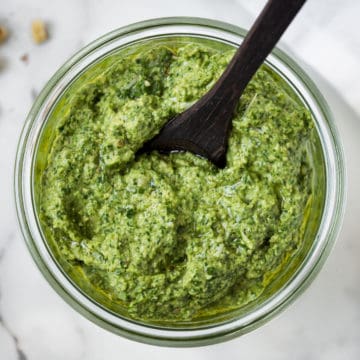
[0, 25, 8, 44]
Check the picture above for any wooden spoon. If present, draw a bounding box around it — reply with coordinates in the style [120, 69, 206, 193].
[140, 0, 307, 168]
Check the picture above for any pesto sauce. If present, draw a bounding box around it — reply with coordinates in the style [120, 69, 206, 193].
[39, 42, 314, 321]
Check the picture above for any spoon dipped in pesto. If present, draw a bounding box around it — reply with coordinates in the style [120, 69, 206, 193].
[140, 0, 307, 168]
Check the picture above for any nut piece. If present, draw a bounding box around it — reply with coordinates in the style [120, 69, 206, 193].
[31, 20, 48, 44]
[0, 25, 8, 44]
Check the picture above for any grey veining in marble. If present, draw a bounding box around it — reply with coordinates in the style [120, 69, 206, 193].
[0, 0, 359, 359]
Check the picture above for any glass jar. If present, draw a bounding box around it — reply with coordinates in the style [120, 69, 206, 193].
[14, 17, 345, 346]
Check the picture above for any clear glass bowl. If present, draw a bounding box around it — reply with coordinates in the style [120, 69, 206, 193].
[14, 17, 345, 346]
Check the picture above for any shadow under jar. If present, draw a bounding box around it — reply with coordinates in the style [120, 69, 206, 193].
[15, 17, 345, 346]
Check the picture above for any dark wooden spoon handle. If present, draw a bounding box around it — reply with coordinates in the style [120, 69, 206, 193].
[141, 0, 307, 168]
[216, 0, 307, 100]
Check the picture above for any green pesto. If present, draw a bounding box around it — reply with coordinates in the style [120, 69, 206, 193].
[39, 42, 314, 321]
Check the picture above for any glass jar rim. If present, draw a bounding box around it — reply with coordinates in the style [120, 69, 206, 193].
[14, 17, 346, 346]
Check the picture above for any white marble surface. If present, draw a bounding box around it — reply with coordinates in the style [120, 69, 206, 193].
[1, 0, 359, 359]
